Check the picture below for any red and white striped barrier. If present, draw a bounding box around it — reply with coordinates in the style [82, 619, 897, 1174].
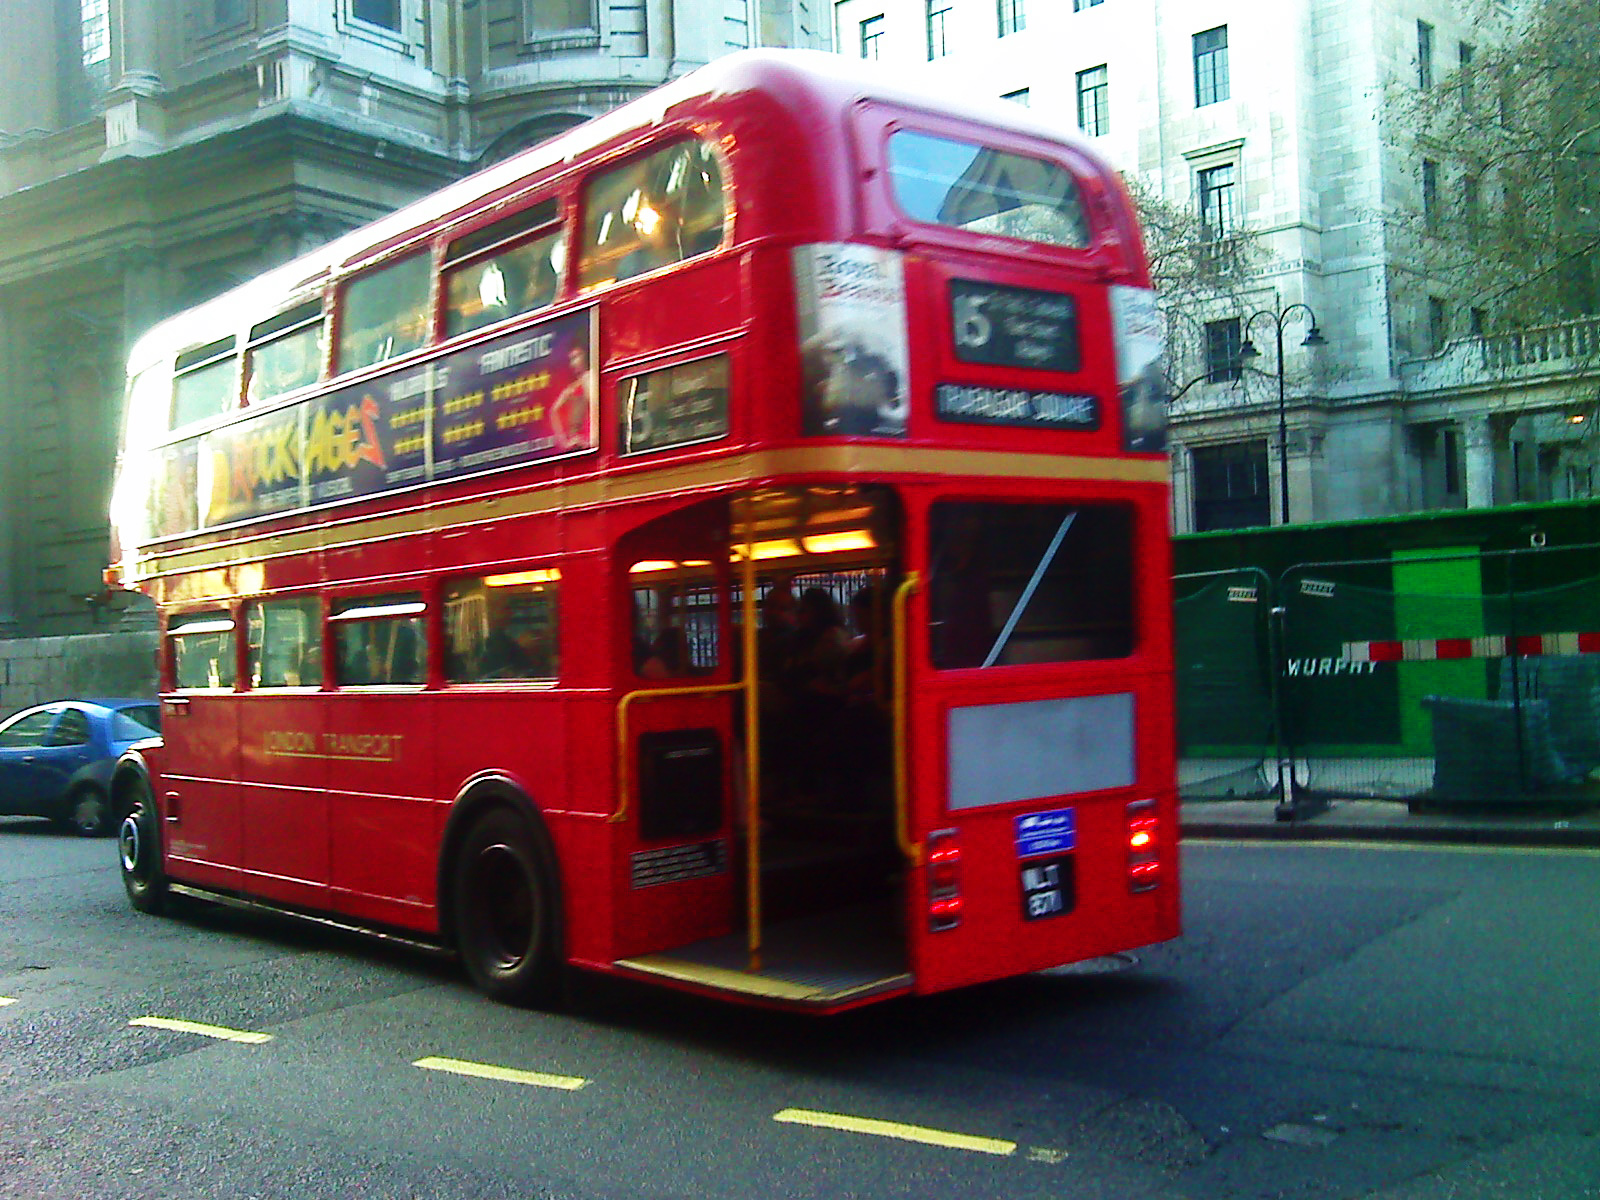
[1343, 632, 1600, 663]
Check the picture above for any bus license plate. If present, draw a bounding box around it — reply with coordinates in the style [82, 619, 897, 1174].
[1020, 855, 1075, 921]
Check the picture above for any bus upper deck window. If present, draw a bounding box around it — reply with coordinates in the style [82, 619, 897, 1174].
[444, 225, 566, 338]
[337, 252, 431, 372]
[579, 139, 725, 289]
[886, 130, 1091, 249]
[246, 302, 323, 405]
[171, 337, 239, 429]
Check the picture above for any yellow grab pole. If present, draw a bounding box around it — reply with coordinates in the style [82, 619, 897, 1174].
[612, 681, 744, 825]
[736, 492, 761, 972]
[892, 572, 922, 865]
[739, 495, 762, 971]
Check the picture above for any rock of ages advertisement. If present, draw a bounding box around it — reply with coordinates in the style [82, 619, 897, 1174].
[793, 243, 910, 438]
[153, 310, 596, 537]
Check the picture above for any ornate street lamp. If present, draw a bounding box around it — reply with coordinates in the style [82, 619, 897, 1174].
[1239, 305, 1326, 525]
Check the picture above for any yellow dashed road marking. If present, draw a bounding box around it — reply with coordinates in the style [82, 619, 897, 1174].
[774, 1107, 1017, 1156]
[413, 1055, 588, 1091]
[129, 1016, 273, 1044]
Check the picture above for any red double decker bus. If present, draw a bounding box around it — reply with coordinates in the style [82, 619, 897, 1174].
[107, 49, 1177, 1012]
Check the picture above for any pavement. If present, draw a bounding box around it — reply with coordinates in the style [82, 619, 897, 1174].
[1181, 795, 1600, 848]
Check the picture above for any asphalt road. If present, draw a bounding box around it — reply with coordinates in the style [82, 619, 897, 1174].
[1, 818, 1596, 1200]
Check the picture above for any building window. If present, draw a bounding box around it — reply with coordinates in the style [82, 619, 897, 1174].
[352, 0, 400, 30]
[1073, 0, 1103, 9]
[1469, 307, 1487, 338]
[79, 0, 110, 88]
[1461, 172, 1482, 231]
[860, 14, 885, 58]
[1193, 26, 1229, 107]
[524, 0, 595, 37]
[1076, 65, 1109, 137]
[927, 1, 952, 59]
[998, 0, 1026, 36]
[1197, 163, 1237, 240]
[1422, 158, 1439, 229]
[1192, 442, 1269, 532]
[1443, 428, 1461, 494]
[1002, 87, 1031, 106]
[1428, 297, 1448, 353]
[1417, 20, 1435, 89]
[1205, 319, 1242, 382]
[207, 0, 249, 27]
[1458, 41, 1475, 108]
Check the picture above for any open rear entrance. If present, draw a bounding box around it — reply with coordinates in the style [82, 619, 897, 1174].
[613, 485, 913, 1008]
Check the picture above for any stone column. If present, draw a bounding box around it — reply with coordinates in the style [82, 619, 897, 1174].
[0, 303, 17, 635]
[102, 0, 166, 157]
[1463, 416, 1496, 509]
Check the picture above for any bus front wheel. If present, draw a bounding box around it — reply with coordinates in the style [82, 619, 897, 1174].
[118, 787, 168, 915]
[451, 808, 561, 1007]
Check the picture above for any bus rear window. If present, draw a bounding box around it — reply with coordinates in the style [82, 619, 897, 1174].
[928, 501, 1132, 668]
[886, 131, 1090, 249]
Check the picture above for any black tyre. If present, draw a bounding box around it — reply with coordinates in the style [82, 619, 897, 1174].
[60, 785, 113, 838]
[451, 807, 561, 1007]
[118, 786, 169, 914]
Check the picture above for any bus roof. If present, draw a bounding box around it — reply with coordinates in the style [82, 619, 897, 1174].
[126, 49, 1115, 376]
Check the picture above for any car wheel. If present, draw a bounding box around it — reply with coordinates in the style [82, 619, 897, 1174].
[119, 787, 169, 915]
[62, 786, 113, 838]
[451, 807, 562, 1007]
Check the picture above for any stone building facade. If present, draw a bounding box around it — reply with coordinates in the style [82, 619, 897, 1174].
[828, 0, 1600, 533]
[0, 0, 825, 652]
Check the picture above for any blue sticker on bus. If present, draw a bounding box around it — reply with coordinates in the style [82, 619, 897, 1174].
[1014, 808, 1076, 859]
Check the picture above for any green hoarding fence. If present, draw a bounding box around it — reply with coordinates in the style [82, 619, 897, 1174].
[1174, 533, 1600, 809]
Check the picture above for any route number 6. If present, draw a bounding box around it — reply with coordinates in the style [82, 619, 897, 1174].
[954, 294, 992, 349]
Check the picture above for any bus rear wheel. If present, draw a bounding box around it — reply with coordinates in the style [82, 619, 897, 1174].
[118, 787, 168, 915]
[451, 808, 560, 1007]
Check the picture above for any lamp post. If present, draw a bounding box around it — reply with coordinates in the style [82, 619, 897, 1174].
[1239, 304, 1326, 525]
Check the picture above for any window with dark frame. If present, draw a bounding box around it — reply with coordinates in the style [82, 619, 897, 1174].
[1076, 65, 1109, 137]
[860, 14, 885, 58]
[1461, 171, 1482, 231]
[1417, 20, 1435, 89]
[1191, 441, 1269, 531]
[927, 0, 952, 59]
[1422, 158, 1439, 229]
[1002, 87, 1031, 107]
[524, 0, 596, 37]
[1073, 0, 1103, 10]
[1193, 26, 1229, 107]
[1205, 318, 1243, 382]
[352, 0, 400, 31]
[998, 0, 1026, 37]
[1458, 40, 1474, 107]
[1197, 163, 1236, 240]
[1428, 296, 1448, 353]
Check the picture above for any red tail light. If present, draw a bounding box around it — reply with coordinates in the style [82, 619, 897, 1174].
[926, 828, 962, 931]
[1126, 799, 1159, 893]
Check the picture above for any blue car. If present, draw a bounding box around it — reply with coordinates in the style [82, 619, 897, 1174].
[0, 699, 161, 836]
